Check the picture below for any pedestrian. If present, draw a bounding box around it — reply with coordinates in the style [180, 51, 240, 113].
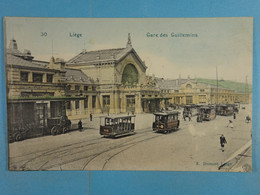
[227, 120, 233, 128]
[188, 114, 191, 121]
[197, 114, 202, 122]
[246, 115, 251, 123]
[233, 112, 236, 120]
[78, 120, 83, 131]
[220, 134, 227, 152]
[90, 113, 93, 121]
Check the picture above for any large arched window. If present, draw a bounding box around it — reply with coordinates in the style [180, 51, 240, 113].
[122, 64, 138, 85]
[186, 84, 192, 89]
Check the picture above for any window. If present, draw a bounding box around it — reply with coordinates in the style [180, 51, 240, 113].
[75, 100, 80, 109]
[103, 95, 110, 106]
[200, 89, 205, 92]
[75, 85, 80, 90]
[84, 86, 88, 91]
[92, 96, 96, 108]
[122, 64, 138, 85]
[126, 95, 135, 107]
[66, 101, 71, 109]
[84, 96, 88, 108]
[199, 95, 206, 104]
[186, 96, 193, 104]
[20, 72, 28, 82]
[33, 73, 43, 83]
[47, 74, 53, 83]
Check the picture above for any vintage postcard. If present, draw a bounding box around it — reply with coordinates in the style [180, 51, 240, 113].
[4, 17, 253, 172]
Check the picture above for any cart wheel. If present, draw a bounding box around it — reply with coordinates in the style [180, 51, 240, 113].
[15, 133, 23, 141]
[62, 127, 67, 134]
[51, 127, 57, 136]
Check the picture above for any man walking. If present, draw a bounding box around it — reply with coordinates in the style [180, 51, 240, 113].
[78, 120, 83, 132]
[90, 113, 93, 121]
[220, 134, 227, 152]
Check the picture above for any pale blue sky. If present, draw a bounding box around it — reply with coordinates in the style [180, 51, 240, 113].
[5, 17, 253, 83]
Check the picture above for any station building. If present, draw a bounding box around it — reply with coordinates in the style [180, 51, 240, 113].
[156, 77, 251, 106]
[66, 34, 167, 114]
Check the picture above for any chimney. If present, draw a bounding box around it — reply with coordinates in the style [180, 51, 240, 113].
[48, 57, 65, 69]
[9, 39, 18, 50]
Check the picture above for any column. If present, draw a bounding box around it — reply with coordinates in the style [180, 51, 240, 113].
[28, 72, 33, 82]
[88, 95, 92, 114]
[135, 93, 142, 113]
[71, 100, 76, 116]
[110, 93, 115, 114]
[80, 100, 84, 115]
[43, 73, 47, 83]
[120, 93, 126, 113]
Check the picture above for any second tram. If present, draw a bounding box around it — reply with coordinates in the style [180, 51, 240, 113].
[153, 111, 180, 133]
[197, 106, 216, 122]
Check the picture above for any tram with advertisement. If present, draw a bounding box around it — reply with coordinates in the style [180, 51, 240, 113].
[153, 111, 180, 133]
[100, 115, 136, 138]
[197, 105, 216, 122]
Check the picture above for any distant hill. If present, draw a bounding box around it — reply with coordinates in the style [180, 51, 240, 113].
[196, 78, 252, 93]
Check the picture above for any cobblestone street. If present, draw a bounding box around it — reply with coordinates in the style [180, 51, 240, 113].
[9, 105, 252, 172]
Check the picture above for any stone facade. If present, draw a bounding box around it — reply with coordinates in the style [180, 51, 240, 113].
[5, 39, 96, 137]
[156, 78, 251, 106]
[66, 34, 163, 114]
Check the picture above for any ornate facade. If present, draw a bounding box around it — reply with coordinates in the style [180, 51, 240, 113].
[66, 34, 166, 114]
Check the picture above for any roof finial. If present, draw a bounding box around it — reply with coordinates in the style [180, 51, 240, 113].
[126, 33, 132, 48]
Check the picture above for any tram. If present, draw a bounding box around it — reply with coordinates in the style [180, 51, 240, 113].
[216, 104, 234, 116]
[197, 106, 216, 122]
[183, 105, 199, 120]
[153, 111, 180, 133]
[100, 115, 136, 138]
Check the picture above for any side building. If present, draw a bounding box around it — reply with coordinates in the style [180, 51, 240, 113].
[156, 77, 250, 106]
[5, 39, 96, 139]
